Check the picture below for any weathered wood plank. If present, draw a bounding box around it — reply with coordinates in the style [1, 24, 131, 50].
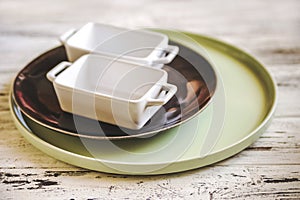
[1, 112, 299, 169]
[1, 49, 299, 118]
[0, 166, 299, 199]
[0, 36, 60, 72]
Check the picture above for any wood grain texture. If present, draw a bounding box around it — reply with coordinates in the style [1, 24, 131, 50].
[0, 0, 299, 199]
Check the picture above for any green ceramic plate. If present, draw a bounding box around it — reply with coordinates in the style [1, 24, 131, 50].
[10, 31, 277, 175]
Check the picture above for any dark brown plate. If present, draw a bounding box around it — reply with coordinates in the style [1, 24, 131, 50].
[13, 41, 216, 139]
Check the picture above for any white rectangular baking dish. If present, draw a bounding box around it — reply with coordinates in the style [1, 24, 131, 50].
[46, 54, 177, 130]
[60, 22, 179, 68]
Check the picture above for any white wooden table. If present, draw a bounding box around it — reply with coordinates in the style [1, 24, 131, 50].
[1, 0, 299, 199]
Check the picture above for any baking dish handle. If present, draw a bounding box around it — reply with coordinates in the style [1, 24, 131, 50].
[147, 83, 177, 106]
[59, 28, 77, 44]
[46, 62, 72, 82]
[151, 45, 179, 65]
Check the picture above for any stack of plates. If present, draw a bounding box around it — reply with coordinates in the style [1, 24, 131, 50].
[10, 30, 277, 175]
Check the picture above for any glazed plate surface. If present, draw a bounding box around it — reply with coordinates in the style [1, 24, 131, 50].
[10, 30, 277, 175]
[13, 38, 216, 139]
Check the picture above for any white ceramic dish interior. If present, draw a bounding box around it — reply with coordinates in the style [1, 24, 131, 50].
[60, 22, 179, 68]
[47, 54, 177, 130]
